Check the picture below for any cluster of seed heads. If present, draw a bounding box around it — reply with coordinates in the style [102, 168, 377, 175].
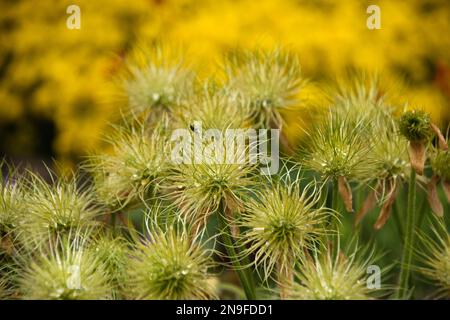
[0, 47, 449, 300]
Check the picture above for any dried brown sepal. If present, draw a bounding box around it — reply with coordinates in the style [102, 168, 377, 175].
[224, 205, 240, 238]
[338, 176, 353, 213]
[0, 234, 14, 256]
[430, 123, 449, 151]
[374, 184, 398, 230]
[427, 175, 443, 217]
[443, 180, 450, 203]
[229, 221, 240, 238]
[277, 260, 294, 300]
[355, 188, 378, 226]
[408, 141, 426, 175]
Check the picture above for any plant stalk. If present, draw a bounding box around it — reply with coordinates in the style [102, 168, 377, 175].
[218, 201, 257, 300]
[396, 169, 416, 299]
[328, 179, 340, 232]
[110, 211, 117, 236]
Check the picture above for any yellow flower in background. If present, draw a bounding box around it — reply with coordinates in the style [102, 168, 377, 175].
[0, 0, 449, 166]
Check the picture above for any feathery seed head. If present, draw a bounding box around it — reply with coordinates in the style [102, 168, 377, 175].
[168, 160, 257, 227]
[0, 168, 25, 237]
[124, 45, 194, 117]
[0, 276, 7, 299]
[239, 180, 331, 279]
[302, 109, 375, 182]
[417, 221, 450, 298]
[89, 234, 129, 298]
[85, 121, 170, 210]
[292, 245, 379, 300]
[126, 227, 216, 299]
[18, 173, 100, 249]
[225, 48, 305, 128]
[176, 84, 250, 131]
[369, 118, 410, 183]
[430, 148, 450, 180]
[18, 237, 112, 300]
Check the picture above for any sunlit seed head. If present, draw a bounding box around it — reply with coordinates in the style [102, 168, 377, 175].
[168, 161, 256, 227]
[0, 260, 14, 300]
[18, 237, 112, 300]
[126, 228, 216, 300]
[167, 136, 258, 226]
[417, 221, 450, 298]
[84, 120, 170, 210]
[88, 234, 129, 298]
[335, 80, 409, 181]
[331, 75, 399, 118]
[398, 110, 432, 142]
[239, 180, 331, 280]
[0, 166, 25, 236]
[430, 148, 450, 180]
[17, 173, 100, 249]
[224, 48, 305, 129]
[302, 109, 376, 182]
[123, 44, 194, 118]
[175, 83, 250, 131]
[368, 116, 410, 186]
[292, 246, 379, 300]
[307, 78, 410, 184]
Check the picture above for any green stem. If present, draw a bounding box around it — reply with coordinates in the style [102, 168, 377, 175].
[217, 202, 257, 300]
[328, 179, 340, 232]
[111, 212, 117, 236]
[396, 169, 416, 299]
[416, 193, 428, 229]
[332, 179, 340, 212]
[392, 198, 404, 243]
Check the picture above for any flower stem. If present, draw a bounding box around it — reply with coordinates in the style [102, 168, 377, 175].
[332, 179, 340, 212]
[392, 201, 404, 243]
[110, 211, 117, 236]
[327, 179, 340, 232]
[218, 201, 257, 300]
[396, 169, 416, 299]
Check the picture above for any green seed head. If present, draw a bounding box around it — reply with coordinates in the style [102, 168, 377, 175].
[370, 118, 410, 183]
[18, 237, 112, 300]
[0, 261, 14, 300]
[398, 110, 432, 142]
[225, 48, 304, 128]
[0, 277, 7, 299]
[167, 140, 257, 226]
[417, 222, 450, 298]
[176, 84, 250, 131]
[430, 149, 450, 180]
[123, 45, 194, 117]
[239, 180, 331, 279]
[17, 173, 100, 249]
[84, 121, 169, 209]
[89, 234, 129, 298]
[292, 247, 378, 300]
[0, 170, 25, 236]
[318, 78, 408, 184]
[302, 109, 376, 181]
[126, 227, 216, 299]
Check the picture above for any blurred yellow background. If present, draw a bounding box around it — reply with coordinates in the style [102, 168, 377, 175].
[0, 0, 449, 167]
